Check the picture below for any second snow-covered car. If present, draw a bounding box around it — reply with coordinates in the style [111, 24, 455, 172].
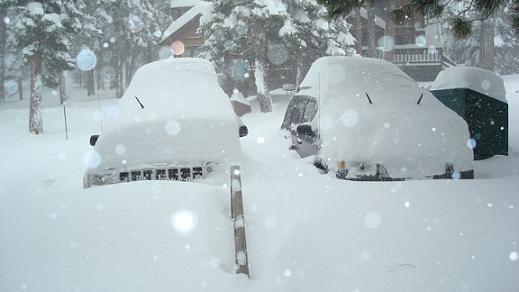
[84, 58, 247, 188]
[282, 56, 474, 181]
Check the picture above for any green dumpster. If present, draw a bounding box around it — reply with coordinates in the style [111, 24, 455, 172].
[430, 67, 508, 160]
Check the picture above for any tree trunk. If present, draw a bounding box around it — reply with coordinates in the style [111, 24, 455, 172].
[116, 56, 126, 98]
[59, 73, 67, 104]
[383, 5, 396, 62]
[29, 54, 43, 135]
[366, 5, 377, 58]
[254, 59, 272, 113]
[354, 8, 364, 55]
[87, 69, 95, 96]
[122, 61, 128, 91]
[480, 19, 495, 71]
[0, 8, 7, 102]
[253, 26, 272, 113]
[18, 78, 23, 101]
[96, 66, 104, 90]
[126, 57, 133, 87]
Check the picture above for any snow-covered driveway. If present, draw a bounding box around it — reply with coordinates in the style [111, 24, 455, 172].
[1, 83, 518, 291]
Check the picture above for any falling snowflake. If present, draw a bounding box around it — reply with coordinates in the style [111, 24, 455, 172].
[170, 210, 198, 235]
[364, 212, 381, 229]
[76, 48, 97, 71]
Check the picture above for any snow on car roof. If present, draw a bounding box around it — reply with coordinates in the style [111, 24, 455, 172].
[298, 56, 473, 178]
[430, 66, 507, 103]
[87, 58, 241, 170]
[298, 56, 418, 103]
[109, 58, 236, 131]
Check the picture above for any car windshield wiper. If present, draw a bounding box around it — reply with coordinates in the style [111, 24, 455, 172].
[135, 96, 145, 109]
[365, 92, 373, 104]
[416, 93, 424, 105]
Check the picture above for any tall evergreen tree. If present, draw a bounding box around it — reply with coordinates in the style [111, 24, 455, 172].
[0, 0, 17, 102]
[97, 0, 165, 98]
[317, 0, 519, 39]
[14, 0, 84, 134]
[200, 0, 354, 113]
[440, 2, 519, 73]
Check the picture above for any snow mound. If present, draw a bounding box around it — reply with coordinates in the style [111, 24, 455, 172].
[430, 66, 507, 103]
[90, 58, 241, 172]
[299, 56, 473, 178]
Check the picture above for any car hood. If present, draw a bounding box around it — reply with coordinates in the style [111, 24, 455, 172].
[87, 118, 240, 172]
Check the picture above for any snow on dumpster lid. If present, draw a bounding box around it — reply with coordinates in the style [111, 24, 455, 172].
[430, 66, 507, 103]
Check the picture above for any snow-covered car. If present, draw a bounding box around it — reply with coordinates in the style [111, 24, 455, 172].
[282, 56, 474, 181]
[83, 58, 247, 188]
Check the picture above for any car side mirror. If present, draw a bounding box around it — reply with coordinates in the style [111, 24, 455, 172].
[239, 125, 248, 138]
[296, 124, 315, 137]
[89, 134, 99, 146]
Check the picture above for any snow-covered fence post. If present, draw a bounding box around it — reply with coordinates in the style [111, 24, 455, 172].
[230, 165, 250, 278]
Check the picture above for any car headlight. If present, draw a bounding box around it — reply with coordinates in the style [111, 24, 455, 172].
[84, 172, 116, 188]
[336, 161, 348, 179]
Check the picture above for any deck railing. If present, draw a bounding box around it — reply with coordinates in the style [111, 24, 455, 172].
[372, 47, 443, 65]
[393, 47, 442, 64]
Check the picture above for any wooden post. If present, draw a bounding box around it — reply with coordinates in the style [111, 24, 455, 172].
[230, 165, 250, 278]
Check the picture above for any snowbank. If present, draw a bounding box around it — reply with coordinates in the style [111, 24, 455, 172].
[430, 66, 507, 103]
[298, 56, 473, 178]
[0, 80, 518, 291]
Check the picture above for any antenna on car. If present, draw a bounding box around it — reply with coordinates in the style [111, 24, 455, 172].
[318, 72, 321, 140]
[416, 93, 424, 105]
[365, 92, 373, 104]
[134, 96, 144, 109]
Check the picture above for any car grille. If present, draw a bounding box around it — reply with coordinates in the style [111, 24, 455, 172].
[119, 166, 207, 183]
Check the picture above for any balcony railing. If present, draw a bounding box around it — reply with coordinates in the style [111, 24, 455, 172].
[371, 47, 443, 65]
[393, 47, 442, 65]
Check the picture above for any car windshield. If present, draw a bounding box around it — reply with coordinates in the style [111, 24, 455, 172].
[1, 1, 518, 291]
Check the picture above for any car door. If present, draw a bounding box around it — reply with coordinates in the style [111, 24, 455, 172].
[293, 97, 319, 157]
[281, 95, 309, 130]
[282, 95, 319, 158]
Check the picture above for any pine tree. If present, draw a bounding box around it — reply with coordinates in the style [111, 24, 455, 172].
[440, 3, 519, 73]
[97, 0, 165, 98]
[5, 9, 26, 102]
[14, 1, 84, 134]
[0, 0, 17, 103]
[317, 0, 519, 39]
[200, 0, 354, 113]
[494, 9, 519, 73]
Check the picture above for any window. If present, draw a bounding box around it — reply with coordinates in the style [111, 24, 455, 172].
[281, 96, 310, 129]
[302, 98, 318, 123]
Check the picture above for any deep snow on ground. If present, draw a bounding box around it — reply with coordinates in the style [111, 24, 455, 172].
[1, 75, 519, 291]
